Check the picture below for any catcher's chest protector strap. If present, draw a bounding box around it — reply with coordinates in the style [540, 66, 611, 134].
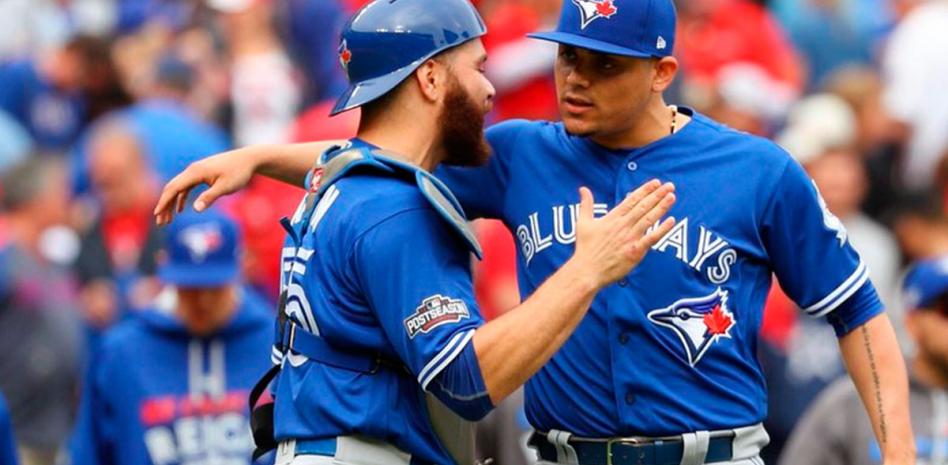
[314, 146, 483, 259]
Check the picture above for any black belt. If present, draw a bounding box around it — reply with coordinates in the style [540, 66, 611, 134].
[528, 431, 735, 465]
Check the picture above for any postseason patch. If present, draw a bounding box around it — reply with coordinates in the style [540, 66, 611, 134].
[404, 295, 471, 339]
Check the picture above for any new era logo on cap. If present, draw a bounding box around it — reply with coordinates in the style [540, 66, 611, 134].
[657, 36, 667, 50]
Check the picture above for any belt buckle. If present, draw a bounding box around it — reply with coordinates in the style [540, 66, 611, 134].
[288, 322, 298, 351]
[606, 437, 642, 465]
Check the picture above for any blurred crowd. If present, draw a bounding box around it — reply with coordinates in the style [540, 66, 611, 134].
[0, 0, 947, 464]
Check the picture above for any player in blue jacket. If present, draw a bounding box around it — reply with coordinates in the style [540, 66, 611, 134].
[154, 0, 915, 464]
[0, 393, 18, 465]
[71, 210, 274, 465]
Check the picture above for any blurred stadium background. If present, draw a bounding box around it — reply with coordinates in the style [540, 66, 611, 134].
[0, 0, 947, 464]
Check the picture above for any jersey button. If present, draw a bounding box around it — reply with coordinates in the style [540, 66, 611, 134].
[626, 161, 638, 171]
[618, 279, 629, 287]
[625, 391, 636, 405]
[619, 333, 630, 345]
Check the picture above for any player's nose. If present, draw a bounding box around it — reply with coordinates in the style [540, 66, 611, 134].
[565, 67, 591, 88]
[484, 82, 496, 112]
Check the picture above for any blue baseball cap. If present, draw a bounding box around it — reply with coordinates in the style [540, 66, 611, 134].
[529, 0, 676, 58]
[330, 0, 487, 116]
[902, 256, 948, 311]
[158, 209, 241, 288]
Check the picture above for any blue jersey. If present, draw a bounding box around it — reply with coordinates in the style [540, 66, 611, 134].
[436, 109, 883, 437]
[71, 290, 274, 465]
[272, 141, 486, 464]
[0, 393, 17, 465]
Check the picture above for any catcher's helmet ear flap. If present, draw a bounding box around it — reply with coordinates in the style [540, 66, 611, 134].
[330, 0, 487, 116]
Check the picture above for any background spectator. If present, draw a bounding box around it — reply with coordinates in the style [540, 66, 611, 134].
[74, 122, 162, 336]
[779, 256, 948, 465]
[880, 0, 948, 190]
[70, 209, 273, 465]
[0, 158, 83, 465]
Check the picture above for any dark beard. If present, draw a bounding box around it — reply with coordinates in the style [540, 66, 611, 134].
[439, 77, 491, 167]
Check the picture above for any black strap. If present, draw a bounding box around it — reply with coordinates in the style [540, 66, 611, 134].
[249, 365, 281, 460]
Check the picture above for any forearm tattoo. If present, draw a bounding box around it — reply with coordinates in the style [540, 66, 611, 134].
[862, 325, 888, 444]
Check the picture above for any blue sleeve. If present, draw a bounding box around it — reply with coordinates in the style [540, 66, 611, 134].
[428, 341, 494, 421]
[0, 395, 18, 465]
[825, 283, 884, 336]
[760, 159, 884, 333]
[352, 207, 486, 391]
[435, 119, 530, 220]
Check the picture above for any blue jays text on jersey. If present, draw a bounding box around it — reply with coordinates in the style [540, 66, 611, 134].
[70, 291, 274, 465]
[436, 107, 883, 437]
[271, 141, 491, 465]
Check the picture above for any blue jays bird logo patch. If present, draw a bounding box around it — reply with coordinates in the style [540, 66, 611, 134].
[647, 288, 736, 367]
[571, 0, 618, 29]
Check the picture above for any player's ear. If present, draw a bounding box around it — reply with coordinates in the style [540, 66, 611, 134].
[652, 57, 678, 93]
[413, 59, 447, 104]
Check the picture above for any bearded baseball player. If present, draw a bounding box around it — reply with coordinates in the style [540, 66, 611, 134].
[155, 0, 916, 464]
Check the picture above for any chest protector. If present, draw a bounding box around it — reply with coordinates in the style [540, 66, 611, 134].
[249, 145, 482, 464]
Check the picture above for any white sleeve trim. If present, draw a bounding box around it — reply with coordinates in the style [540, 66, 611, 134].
[418, 329, 476, 391]
[271, 345, 284, 365]
[803, 261, 870, 318]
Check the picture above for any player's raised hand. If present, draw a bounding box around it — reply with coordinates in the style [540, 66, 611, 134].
[572, 181, 676, 288]
[153, 149, 257, 226]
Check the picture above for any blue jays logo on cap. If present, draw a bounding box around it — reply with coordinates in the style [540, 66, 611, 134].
[179, 224, 223, 263]
[648, 288, 736, 367]
[572, 0, 618, 29]
[338, 40, 352, 74]
[529, 0, 676, 58]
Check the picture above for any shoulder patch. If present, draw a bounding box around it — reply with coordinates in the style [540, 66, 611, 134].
[404, 295, 471, 339]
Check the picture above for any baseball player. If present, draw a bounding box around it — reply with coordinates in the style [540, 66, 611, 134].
[163, 1, 675, 464]
[779, 256, 948, 465]
[71, 210, 275, 465]
[154, 0, 915, 464]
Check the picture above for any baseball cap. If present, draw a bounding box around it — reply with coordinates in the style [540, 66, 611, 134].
[158, 209, 241, 288]
[902, 256, 948, 312]
[528, 0, 676, 58]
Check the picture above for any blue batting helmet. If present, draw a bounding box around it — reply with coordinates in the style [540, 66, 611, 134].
[330, 0, 488, 116]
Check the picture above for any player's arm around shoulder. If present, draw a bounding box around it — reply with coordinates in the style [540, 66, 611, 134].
[154, 141, 344, 225]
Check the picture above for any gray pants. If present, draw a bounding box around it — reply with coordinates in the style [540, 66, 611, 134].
[274, 437, 412, 465]
[533, 423, 770, 465]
